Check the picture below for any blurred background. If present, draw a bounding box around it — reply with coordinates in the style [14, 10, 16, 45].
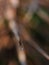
[0, 0, 49, 65]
